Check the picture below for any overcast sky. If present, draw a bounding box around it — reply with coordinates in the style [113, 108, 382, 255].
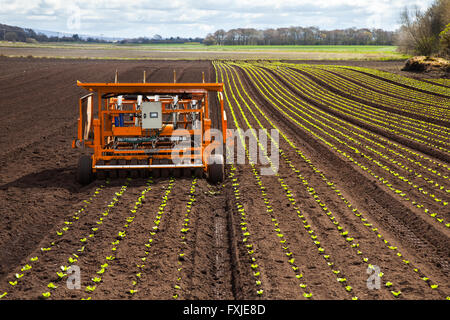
[0, 0, 434, 38]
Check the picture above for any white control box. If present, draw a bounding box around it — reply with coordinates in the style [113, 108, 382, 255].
[141, 101, 162, 129]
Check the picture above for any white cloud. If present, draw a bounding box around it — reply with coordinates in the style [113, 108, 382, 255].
[0, 0, 436, 38]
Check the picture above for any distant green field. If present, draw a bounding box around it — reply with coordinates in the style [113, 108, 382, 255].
[0, 41, 397, 52]
[0, 41, 409, 60]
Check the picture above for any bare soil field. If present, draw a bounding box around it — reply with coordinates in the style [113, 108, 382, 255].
[0, 57, 448, 300]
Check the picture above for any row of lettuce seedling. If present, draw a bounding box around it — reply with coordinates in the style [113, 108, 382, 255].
[227, 164, 265, 297]
[239, 63, 449, 229]
[296, 66, 449, 151]
[342, 66, 450, 97]
[249, 63, 448, 208]
[122, 178, 175, 297]
[227, 61, 447, 299]
[172, 178, 198, 299]
[0, 181, 111, 299]
[298, 65, 448, 123]
[40, 180, 131, 298]
[265, 61, 446, 140]
[322, 65, 448, 107]
[218, 62, 357, 299]
[271, 63, 450, 160]
[77, 178, 159, 298]
[259, 62, 449, 189]
[213, 64, 266, 297]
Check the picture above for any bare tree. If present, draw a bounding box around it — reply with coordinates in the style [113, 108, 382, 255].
[214, 29, 226, 45]
[204, 26, 395, 46]
[397, 0, 450, 56]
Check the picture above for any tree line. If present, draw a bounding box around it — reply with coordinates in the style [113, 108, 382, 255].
[204, 27, 395, 46]
[0, 24, 108, 43]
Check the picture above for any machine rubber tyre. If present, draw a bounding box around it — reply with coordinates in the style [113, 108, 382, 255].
[207, 155, 224, 184]
[77, 155, 93, 185]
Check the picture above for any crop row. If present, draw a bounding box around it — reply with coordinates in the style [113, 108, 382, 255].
[423, 79, 449, 87]
[308, 65, 449, 107]
[286, 63, 449, 123]
[213, 67, 266, 296]
[218, 61, 448, 298]
[219, 62, 315, 298]
[234, 62, 449, 228]
[85, 177, 174, 299]
[40, 180, 132, 299]
[257, 62, 450, 174]
[172, 178, 197, 299]
[340, 66, 450, 97]
[218, 61, 322, 298]
[217, 61, 362, 299]
[260, 63, 450, 196]
[267, 62, 450, 150]
[126, 178, 175, 296]
[227, 163, 265, 297]
[221, 62, 382, 297]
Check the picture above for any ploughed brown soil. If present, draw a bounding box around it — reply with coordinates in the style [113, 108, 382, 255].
[0, 57, 448, 300]
[0, 58, 235, 300]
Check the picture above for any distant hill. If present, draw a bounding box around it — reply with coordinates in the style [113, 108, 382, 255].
[0, 23, 121, 42]
[32, 28, 124, 42]
[0, 23, 201, 44]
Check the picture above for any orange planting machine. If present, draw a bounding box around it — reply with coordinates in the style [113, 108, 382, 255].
[73, 76, 227, 185]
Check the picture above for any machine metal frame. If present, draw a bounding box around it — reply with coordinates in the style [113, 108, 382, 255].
[73, 81, 227, 184]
